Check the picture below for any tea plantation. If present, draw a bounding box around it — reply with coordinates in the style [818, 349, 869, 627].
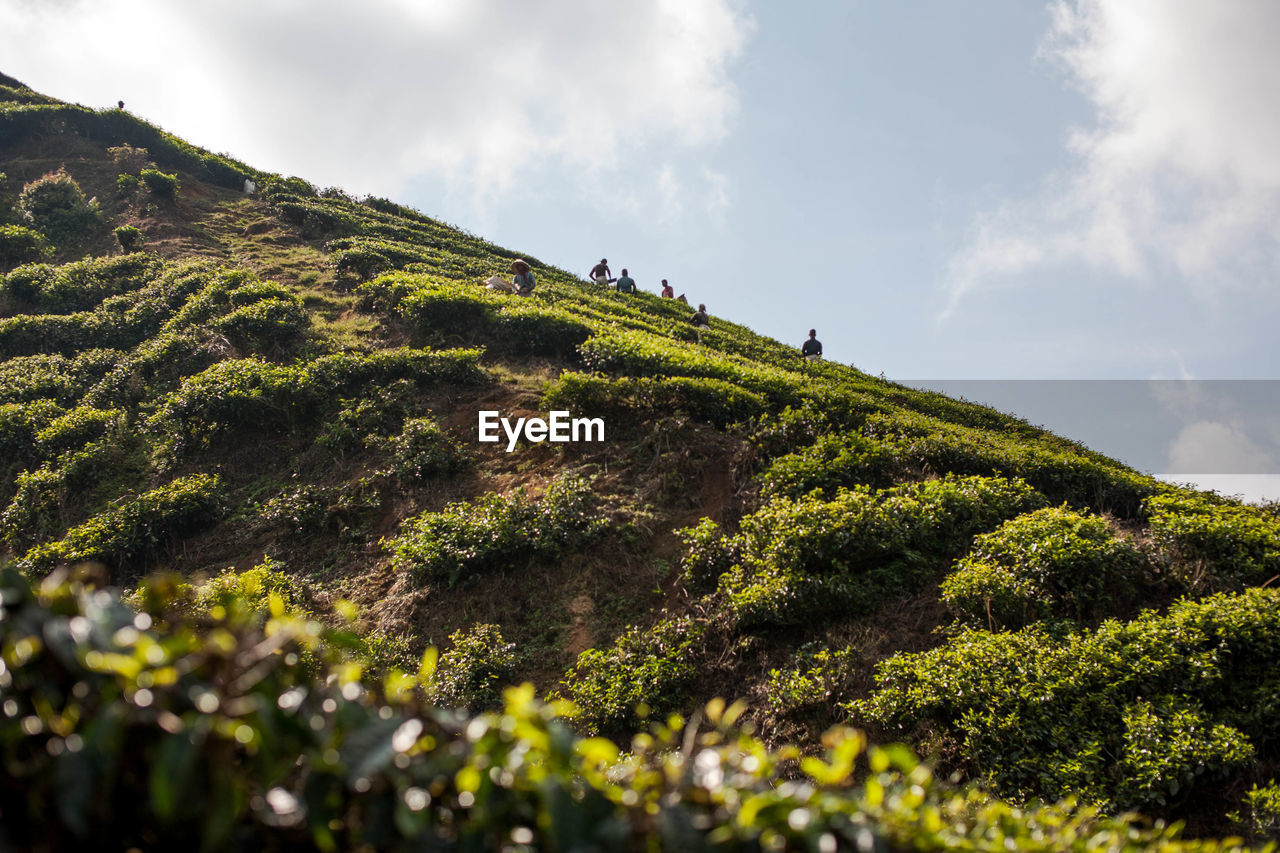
[1, 71, 1278, 848]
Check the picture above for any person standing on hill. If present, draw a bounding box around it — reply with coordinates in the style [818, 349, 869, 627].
[511, 259, 535, 295]
[690, 303, 710, 342]
[615, 269, 636, 293]
[661, 280, 674, 298]
[801, 329, 823, 361]
[589, 258, 612, 287]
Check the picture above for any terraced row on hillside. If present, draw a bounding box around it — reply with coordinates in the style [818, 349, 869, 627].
[3, 72, 1279, 846]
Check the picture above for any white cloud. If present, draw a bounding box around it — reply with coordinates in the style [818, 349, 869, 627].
[945, 0, 1280, 315]
[0, 0, 751, 200]
[1166, 420, 1275, 475]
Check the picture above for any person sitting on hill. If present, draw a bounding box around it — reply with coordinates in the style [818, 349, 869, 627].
[690, 303, 710, 342]
[615, 269, 636, 294]
[511, 259, 535, 295]
[660, 279, 674, 298]
[589, 258, 612, 287]
[801, 329, 823, 361]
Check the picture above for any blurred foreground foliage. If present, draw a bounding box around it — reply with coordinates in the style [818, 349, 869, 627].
[1, 566, 1266, 852]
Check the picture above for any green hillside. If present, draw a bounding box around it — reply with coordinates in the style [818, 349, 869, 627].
[2, 73, 1278, 849]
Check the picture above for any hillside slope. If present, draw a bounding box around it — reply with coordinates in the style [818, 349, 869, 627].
[3, 73, 1279, 844]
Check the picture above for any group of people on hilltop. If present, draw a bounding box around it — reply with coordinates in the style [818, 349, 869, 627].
[589, 259, 676, 302]
[486, 256, 824, 361]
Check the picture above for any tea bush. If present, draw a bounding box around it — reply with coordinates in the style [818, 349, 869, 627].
[1, 439, 125, 549]
[761, 430, 899, 497]
[314, 382, 418, 455]
[0, 349, 122, 405]
[387, 476, 607, 587]
[113, 224, 143, 252]
[1239, 782, 1280, 841]
[677, 517, 741, 593]
[859, 587, 1280, 816]
[15, 168, 101, 242]
[0, 103, 262, 189]
[384, 417, 467, 481]
[0, 399, 63, 462]
[562, 615, 707, 737]
[115, 172, 140, 196]
[431, 623, 517, 712]
[722, 475, 1047, 628]
[1, 253, 161, 314]
[34, 405, 121, 455]
[1146, 489, 1280, 588]
[192, 559, 307, 618]
[577, 329, 806, 408]
[21, 473, 227, 575]
[147, 348, 483, 459]
[0, 567, 1246, 850]
[0, 224, 50, 268]
[395, 278, 501, 334]
[543, 371, 767, 429]
[766, 643, 858, 719]
[107, 143, 151, 171]
[0, 276, 195, 358]
[139, 167, 179, 199]
[495, 302, 593, 357]
[213, 295, 309, 352]
[861, 411, 1156, 517]
[940, 506, 1146, 629]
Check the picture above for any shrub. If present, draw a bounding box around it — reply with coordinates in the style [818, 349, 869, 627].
[147, 348, 483, 460]
[21, 473, 228, 574]
[0, 566, 1240, 850]
[192, 559, 307, 618]
[859, 411, 1157, 517]
[1146, 489, 1280, 588]
[1, 439, 124, 549]
[859, 587, 1280, 815]
[542, 372, 767, 429]
[139, 168, 179, 200]
[496, 302, 593, 357]
[722, 476, 1047, 628]
[386, 476, 607, 587]
[0, 224, 50, 268]
[676, 517, 740, 593]
[113, 225, 143, 252]
[1238, 781, 1280, 841]
[385, 417, 467, 480]
[0, 349, 122, 406]
[0, 399, 63, 462]
[940, 507, 1146, 629]
[213, 296, 309, 352]
[1, 254, 162, 314]
[34, 406, 121, 455]
[16, 168, 100, 242]
[107, 143, 151, 171]
[766, 643, 857, 719]
[761, 430, 899, 497]
[562, 615, 707, 736]
[431, 624, 517, 713]
[115, 172, 140, 196]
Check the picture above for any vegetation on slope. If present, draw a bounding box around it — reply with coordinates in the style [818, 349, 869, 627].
[2, 72, 1279, 846]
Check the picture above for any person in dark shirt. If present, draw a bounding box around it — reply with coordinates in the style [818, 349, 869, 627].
[690, 303, 710, 342]
[615, 269, 636, 293]
[801, 329, 823, 361]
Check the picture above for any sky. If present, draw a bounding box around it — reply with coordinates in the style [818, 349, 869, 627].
[3, 0, 1279, 498]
